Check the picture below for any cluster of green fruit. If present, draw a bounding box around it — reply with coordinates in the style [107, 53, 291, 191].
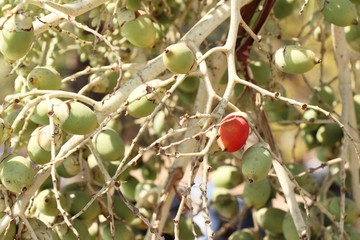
[210, 142, 272, 219]
[298, 84, 346, 162]
[273, 0, 360, 52]
[1, 0, 360, 239]
[210, 151, 325, 239]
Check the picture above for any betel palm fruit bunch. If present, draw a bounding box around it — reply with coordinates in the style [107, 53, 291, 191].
[0, 10, 34, 61]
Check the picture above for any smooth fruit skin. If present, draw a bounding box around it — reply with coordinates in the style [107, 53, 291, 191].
[212, 165, 243, 189]
[274, 45, 319, 74]
[126, 0, 141, 10]
[27, 125, 62, 164]
[216, 113, 250, 152]
[345, 25, 360, 52]
[56, 219, 91, 240]
[0, 154, 34, 193]
[300, 109, 322, 132]
[211, 188, 239, 219]
[163, 43, 196, 74]
[65, 190, 101, 220]
[5, 107, 38, 135]
[178, 218, 203, 239]
[322, 0, 358, 27]
[310, 84, 336, 110]
[120, 175, 139, 201]
[0, 11, 34, 61]
[134, 181, 158, 208]
[241, 143, 272, 182]
[243, 178, 271, 209]
[57, 101, 98, 135]
[327, 197, 359, 224]
[35, 189, 66, 216]
[273, 0, 296, 19]
[345, 225, 360, 240]
[255, 207, 286, 234]
[282, 212, 300, 240]
[316, 124, 343, 146]
[99, 220, 134, 240]
[27, 66, 62, 90]
[112, 196, 137, 223]
[31, 98, 63, 125]
[56, 154, 81, 178]
[178, 76, 200, 93]
[121, 15, 156, 48]
[27, 134, 51, 165]
[249, 60, 271, 87]
[93, 128, 125, 161]
[127, 79, 166, 118]
[228, 229, 259, 240]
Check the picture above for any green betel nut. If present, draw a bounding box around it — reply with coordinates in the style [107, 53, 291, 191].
[127, 79, 166, 118]
[55, 101, 98, 135]
[93, 127, 125, 162]
[163, 43, 196, 74]
[0, 11, 34, 61]
[243, 178, 271, 209]
[27, 66, 62, 90]
[121, 15, 156, 48]
[31, 98, 63, 125]
[241, 143, 272, 182]
[274, 45, 320, 74]
[35, 189, 66, 216]
[27, 125, 62, 165]
[0, 154, 35, 193]
[322, 0, 358, 27]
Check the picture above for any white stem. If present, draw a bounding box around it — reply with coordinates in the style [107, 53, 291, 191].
[33, 0, 109, 35]
[332, 25, 360, 228]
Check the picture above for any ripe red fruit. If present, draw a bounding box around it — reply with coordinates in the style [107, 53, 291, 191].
[217, 113, 250, 152]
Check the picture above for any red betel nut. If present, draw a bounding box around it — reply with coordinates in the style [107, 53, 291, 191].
[217, 113, 250, 152]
